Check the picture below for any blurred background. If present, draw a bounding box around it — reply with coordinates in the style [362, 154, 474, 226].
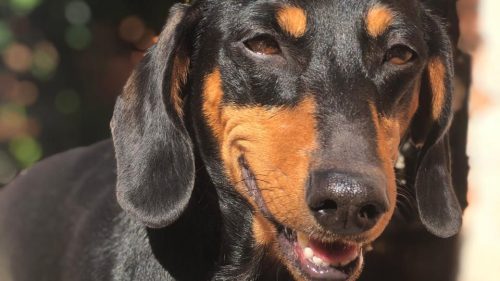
[457, 0, 500, 280]
[0, 0, 178, 184]
[0, 0, 498, 280]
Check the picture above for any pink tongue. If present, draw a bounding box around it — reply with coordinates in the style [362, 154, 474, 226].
[308, 240, 358, 265]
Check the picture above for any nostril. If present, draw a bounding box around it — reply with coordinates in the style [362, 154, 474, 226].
[358, 204, 381, 222]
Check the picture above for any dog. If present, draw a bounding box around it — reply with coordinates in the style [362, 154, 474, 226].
[0, 0, 463, 280]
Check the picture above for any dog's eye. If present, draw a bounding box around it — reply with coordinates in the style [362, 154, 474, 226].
[244, 35, 282, 56]
[384, 45, 415, 65]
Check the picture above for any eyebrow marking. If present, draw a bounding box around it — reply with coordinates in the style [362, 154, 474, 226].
[276, 6, 307, 38]
[365, 4, 394, 37]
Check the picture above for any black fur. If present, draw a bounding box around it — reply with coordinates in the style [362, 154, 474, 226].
[0, 1, 462, 280]
[111, 5, 197, 228]
[410, 11, 462, 237]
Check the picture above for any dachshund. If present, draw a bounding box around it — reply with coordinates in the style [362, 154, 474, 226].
[0, 0, 462, 280]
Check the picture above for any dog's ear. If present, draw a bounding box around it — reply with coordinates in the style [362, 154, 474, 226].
[111, 3, 199, 228]
[409, 12, 462, 238]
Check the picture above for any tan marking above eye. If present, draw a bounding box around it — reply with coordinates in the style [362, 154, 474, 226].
[428, 57, 446, 120]
[366, 4, 394, 37]
[276, 6, 307, 38]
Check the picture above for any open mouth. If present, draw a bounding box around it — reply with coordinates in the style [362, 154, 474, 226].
[239, 156, 363, 280]
[277, 227, 363, 281]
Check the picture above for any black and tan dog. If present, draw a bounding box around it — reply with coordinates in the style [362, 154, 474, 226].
[0, 0, 462, 280]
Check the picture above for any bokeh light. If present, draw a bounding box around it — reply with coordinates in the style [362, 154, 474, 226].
[32, 41, 59, 80]
[0, 74, 18, 100]
[0, 21, 13, 50]
[64, 1, 92, 25]
[119, 16, 146, 43]
[1, 77, 39, 107]
[0, 150, 17, 185]
[2, 42, 33, 73]
[1, 0, 174, 184]
[8, 136, 42, 168]
[0, 103, 27, 141]
[65, 25, 92, 50]
[13, 81, 39, 106]
[8, 0, 41, 15]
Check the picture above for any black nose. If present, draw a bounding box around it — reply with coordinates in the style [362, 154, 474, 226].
[306, 170, 389, 235]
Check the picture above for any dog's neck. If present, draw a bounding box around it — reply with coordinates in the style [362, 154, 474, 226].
[209, 181, 294, 281]
[147, 163, 292, 280]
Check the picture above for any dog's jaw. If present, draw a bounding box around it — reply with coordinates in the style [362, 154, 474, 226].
[243, 159, 367, 281]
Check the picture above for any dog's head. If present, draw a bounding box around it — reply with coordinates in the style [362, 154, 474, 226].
[111, 0, 462, 280]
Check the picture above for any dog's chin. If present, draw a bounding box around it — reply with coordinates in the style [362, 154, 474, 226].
[275, 227, 364, 281]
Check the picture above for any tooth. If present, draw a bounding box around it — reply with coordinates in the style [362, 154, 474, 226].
[321, 261, 330, 267]
[303, 247, 314, 259]
[312, 256, 323, 266]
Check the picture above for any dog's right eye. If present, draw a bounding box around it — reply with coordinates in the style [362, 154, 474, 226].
[244, 35, 282, 56]
[384, 45, 416, 65]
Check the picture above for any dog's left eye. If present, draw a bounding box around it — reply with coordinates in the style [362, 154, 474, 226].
[384, 45, 416, 65]
[244, 35, 282, 56]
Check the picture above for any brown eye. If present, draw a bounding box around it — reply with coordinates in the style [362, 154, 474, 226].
[244, 35, 282, 56]
[384, 45, 415, 65]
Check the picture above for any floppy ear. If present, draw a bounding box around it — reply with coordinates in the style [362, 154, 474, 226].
[111, 3, 198, 228]
[409, 12, 462, 238]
